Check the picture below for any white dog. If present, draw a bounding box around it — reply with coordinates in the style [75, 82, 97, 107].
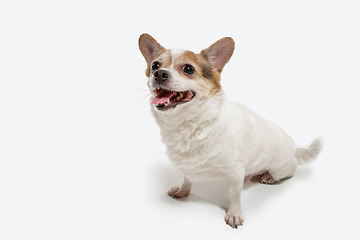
[139, 34, 323, 229]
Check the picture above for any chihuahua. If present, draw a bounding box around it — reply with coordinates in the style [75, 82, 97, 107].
[138, 34, 323, 229]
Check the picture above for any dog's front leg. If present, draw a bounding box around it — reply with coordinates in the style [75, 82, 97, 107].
[168, 177, 193, 198]
[225, 168, 245, 229]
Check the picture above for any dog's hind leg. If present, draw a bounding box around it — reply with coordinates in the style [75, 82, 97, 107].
[253, 157, 297, 185]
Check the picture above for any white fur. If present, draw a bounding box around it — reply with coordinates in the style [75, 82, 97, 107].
[151, 89, 319, 180]
[143, 42, 324, 228]
[150, 87, 323, 228]
[170, 49, 186, 68]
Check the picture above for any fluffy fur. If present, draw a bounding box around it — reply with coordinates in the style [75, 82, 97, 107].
[139, 34, 324, 229]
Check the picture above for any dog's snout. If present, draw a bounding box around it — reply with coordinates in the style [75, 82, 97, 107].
[154, 70, 170, 83]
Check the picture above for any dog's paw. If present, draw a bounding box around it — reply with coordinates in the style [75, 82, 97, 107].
[167, 187, 190, 198]
[259, 172, 277, 185]
[224, 213, 244, 229]
[252, 172, 277, 185]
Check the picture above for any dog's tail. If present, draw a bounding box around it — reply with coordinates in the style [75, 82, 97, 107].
[295, 137, 324, 165]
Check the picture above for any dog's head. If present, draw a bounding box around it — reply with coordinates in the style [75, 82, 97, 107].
[139, 34, 235, 112]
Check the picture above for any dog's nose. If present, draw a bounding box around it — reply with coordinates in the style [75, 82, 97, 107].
[154, 70, 170, 83]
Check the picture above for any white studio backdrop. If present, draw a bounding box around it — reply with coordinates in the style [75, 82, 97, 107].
[0, 0, 359, 239]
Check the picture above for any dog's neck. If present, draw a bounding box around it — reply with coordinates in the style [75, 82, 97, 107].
[151, 90, 227, 169]
[151, 90, 225, 130]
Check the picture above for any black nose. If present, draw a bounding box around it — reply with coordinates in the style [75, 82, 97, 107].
[154, 70, 170, 83]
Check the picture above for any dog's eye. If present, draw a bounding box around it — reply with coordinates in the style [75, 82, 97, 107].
[183, 64, 195, 74]
[152, 62, 160, 71]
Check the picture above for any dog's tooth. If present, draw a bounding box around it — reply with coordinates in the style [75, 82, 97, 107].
[179, 92, 184, 99]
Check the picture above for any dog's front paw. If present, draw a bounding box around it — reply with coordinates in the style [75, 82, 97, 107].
[224, 213, 244, 229]
[167, 187, 190, 198]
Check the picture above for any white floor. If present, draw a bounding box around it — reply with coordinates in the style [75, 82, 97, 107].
[1, 1, 359, 239]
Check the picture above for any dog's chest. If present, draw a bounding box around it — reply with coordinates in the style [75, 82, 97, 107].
[158, 117, 224, 169]
[164, 125, 225, 180]
[167, 125, 211, 160]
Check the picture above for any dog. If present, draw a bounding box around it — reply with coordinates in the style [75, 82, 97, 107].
[138, 33, 324, 229]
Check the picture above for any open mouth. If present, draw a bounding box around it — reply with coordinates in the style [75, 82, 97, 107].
[151, 87, 195, 110]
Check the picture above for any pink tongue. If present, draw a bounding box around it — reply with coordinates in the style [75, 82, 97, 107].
[152, 90, 176, 104]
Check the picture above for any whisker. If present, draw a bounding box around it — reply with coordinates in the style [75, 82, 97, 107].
[138, 92, 151, 104]
[131, 86, 149, 91]
[131, 78, 152, 104]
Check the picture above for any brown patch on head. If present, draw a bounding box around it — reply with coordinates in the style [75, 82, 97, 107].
[195, 52, 222, 97]
[145, 49, 172, 77]
[170, 50, 222, 98]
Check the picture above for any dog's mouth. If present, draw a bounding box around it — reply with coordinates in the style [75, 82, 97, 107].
[151, 87, 195, 111]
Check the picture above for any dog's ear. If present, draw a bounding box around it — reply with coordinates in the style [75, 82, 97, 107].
[200, 37, 235, 73]
[139, 34, 164, 65]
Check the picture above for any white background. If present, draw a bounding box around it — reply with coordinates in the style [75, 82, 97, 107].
[1, 0, 359, 239]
